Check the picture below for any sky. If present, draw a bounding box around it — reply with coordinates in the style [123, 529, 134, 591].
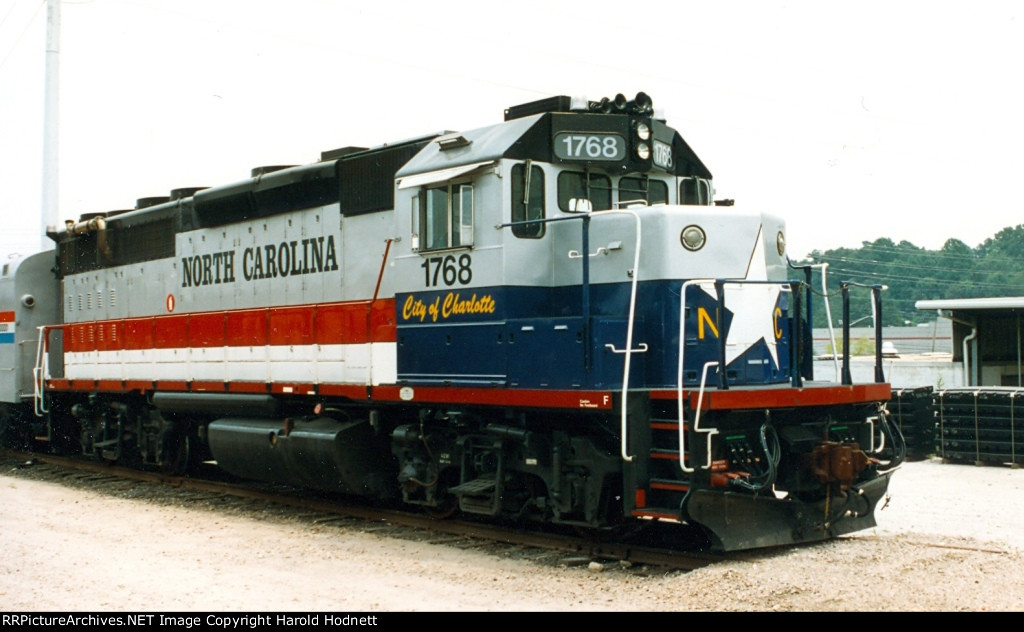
[1, 0, 1022, 261]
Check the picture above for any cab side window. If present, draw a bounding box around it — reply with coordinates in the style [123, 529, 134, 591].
[680, 177, 711, 205]
[511, 164, 545, 238]
[421, 182, 474, 250]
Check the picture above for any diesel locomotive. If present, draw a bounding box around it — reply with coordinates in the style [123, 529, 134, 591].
[0, 92, 904, 551]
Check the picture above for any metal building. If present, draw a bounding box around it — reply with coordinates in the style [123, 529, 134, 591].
[916, 297, 1024, 387]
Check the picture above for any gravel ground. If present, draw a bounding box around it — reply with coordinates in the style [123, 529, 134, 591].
[1, 455, 1023, 612]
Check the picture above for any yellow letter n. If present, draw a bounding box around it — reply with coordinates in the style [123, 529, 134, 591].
[697, 307, 719, 339]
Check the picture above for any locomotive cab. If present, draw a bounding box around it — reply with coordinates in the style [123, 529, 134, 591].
[390, 93, 794, 392]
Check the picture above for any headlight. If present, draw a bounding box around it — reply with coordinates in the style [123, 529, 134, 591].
[636, 143, 650, 160]
[635, 122, 651, 141]
[681, 225, 706, 251]
[776, 231, 786, 256]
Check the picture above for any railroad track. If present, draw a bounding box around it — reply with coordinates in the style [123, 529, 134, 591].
[0, 449, 724, 573]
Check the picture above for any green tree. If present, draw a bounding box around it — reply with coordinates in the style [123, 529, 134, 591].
[793, 222, 1024, 329]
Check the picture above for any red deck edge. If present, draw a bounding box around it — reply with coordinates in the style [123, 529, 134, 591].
[650, 383, 892, 410]
[650, 481, 690, 492]
[43, 381, 887, 414]
[370, 385, 615, 410]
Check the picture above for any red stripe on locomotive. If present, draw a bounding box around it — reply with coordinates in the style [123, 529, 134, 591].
[61, 298, 397, 353]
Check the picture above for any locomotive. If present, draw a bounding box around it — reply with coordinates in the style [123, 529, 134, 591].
[0, 92, 904, 551]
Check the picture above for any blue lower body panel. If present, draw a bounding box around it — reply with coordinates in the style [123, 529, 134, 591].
[395, 281, 792, 390]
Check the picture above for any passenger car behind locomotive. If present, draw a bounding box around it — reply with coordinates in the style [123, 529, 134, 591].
[1, 92, 904, 551]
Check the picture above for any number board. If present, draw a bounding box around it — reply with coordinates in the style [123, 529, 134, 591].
[553, 133, 626, 162]
[653, 140, 673, 169]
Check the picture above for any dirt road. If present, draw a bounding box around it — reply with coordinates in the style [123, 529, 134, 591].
[1, 456, 1022, 612]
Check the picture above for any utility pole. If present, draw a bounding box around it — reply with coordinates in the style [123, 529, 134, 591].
[41, 0, 60, 252]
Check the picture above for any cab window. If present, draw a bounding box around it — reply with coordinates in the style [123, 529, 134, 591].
[557, 171, 611, 212]
[511, 163, 545, 238]
[619, 176, 668, 207]
[681, 177, 711, 205]
[421, 183, 474, 250]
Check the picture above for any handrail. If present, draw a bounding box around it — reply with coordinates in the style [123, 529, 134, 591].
[677, 279, 714, 460]
[499, 208, 644, 463]
[865, 415, 886, 453]
[818, 263, 840, 381]
[677, 361, 721, 473]
[839, 281, 887, 385]
[33, 325, 50, 417]
[789, 259, 838, 381]
[584, 209, 643, 463]
[676, 279, 725, 473]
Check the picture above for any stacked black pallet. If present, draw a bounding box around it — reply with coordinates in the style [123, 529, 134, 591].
[933, 388, 1024, 466]
[889, 386, 936, 460]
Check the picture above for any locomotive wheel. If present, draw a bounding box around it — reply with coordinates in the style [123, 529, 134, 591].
[424, 494, 458, 520]
[161, 431, 192, 476]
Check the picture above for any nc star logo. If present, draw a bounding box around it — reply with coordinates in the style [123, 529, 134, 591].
[699, 226, 784, 369]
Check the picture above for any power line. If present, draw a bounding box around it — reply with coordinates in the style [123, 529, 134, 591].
[805, 238, 1024, 265]
[820, 266, 1024, 292]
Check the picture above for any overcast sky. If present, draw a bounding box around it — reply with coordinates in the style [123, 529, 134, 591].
[1, 0, 1022, 260]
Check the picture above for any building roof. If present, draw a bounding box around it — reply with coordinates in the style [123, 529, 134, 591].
[916, 297, 1024, 312]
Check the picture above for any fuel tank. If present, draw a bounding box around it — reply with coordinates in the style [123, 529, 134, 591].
[206, 416, 398, 499]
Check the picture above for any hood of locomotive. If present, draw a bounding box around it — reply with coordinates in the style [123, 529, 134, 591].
[0, 249, 60, 405]
[562, 203, 793, 388]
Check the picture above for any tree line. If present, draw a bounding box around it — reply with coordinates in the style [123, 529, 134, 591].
[791, 224, 1024, 328]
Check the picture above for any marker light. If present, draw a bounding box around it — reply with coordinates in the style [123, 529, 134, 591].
[681, 225, 706, 251]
